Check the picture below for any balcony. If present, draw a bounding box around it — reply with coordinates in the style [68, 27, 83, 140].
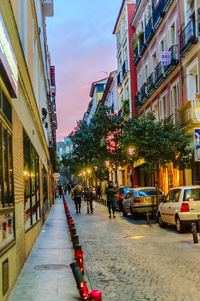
[180, 20, 198, 56]
[164, 45, 179, 75]
[179, 101, 200, 128]
[117, 72, 122, 86]
[135, 94, 143, 110]
[147, 72, 156, 95]
[50, 66, 56, 93]
[42, 0, 54, 17]
[155, 62, 165, 87]
[122, 60, 128, 78]
[145, 18, 154, 44]
[153, 0, 165, 28]
[138, 83, 147, 103]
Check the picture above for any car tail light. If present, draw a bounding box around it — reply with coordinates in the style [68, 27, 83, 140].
[181, 203, 189, 212]
[119, 194, 124, 199]
[134, 198, 141, 203]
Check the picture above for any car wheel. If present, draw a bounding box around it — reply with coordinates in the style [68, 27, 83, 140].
[176, 217, 185, 233]
[158, 213, 167, 228]
[122, 209, 127, 217]
[130, 207, 137, 220]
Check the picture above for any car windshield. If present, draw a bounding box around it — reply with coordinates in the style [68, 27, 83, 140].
[137, 188, 163, 196]
[184, 189, 200, 201]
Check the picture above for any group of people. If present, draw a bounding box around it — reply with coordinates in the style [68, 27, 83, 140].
[58, 180, 117, 218]
[72, 184, 94, 214]
[71, 180, 117, 218]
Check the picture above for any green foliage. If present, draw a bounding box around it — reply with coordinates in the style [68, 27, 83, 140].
[123, 113, 193, 173]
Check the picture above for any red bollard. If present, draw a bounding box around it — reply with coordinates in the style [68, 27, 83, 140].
[89, 290, 102, 301]
[75, 250, 84, 274]
[77, 281, 90, 300]
[68, 218, 74, 229]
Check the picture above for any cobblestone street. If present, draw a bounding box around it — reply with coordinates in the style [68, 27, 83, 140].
[67, 195, 200, 301]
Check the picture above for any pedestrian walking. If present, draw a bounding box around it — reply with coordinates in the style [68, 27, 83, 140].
[105, 180, 117, 218]
[73, 184, 83, 214]
[67, 183, 71, 195]
[58, 184, 63, 199]
[97, 185, 101, 199]
[84, 187, 94, 214]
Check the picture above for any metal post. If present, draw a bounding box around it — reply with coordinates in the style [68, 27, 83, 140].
[191, 223, 198, 244]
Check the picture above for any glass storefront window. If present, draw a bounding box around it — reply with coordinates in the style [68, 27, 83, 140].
[23, 131, 40, 230]
[0, 92, 15, 251]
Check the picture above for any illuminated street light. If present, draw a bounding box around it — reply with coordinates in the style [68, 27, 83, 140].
[87, 169, 91, 174]
[105, 160, 110, 167]
[128, 147, 135, 156]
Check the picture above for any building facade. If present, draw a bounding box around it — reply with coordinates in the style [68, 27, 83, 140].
[85, 78, 107, 125]
[131, 0, 200, 193]
[113, 0, 137, 117]
[0, 1, 56, 299]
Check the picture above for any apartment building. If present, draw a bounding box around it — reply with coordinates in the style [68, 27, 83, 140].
[113, 0, 137, 117]
[179, 0, 200, 185]
[0, 1, 56, 299]
[131, 0, 185, 193]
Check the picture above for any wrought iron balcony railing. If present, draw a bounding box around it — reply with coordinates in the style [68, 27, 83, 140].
[138, 83, 147, 103]
[155, 61, 165, 86]
[180, 20, 198, 56]
[147, 72, 156, 95]
[153, 0, 165, 28]
[164, 45, 179, 75]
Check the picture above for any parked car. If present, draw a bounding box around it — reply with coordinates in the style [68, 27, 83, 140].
[122, 187, 164, 218]
[116, 186, 131, 211]
[158, 186, 200, 233]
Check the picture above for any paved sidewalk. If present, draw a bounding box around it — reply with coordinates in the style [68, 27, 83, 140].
[8, 198, 79, 301]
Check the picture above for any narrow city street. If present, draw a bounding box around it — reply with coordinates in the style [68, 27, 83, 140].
[66, 194, 200, 301]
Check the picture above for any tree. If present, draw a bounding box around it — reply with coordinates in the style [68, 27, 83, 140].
[123, 113, 193, 173]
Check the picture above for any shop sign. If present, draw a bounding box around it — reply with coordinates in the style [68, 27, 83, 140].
[161, 51, 171, 65]
[0, 13, 18, 97]
[194, 129, 200, 161]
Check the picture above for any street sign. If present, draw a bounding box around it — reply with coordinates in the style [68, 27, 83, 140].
[194, 129, 200, 161]
[161, 51, 171, 65]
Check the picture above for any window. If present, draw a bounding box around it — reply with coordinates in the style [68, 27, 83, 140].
[171, 81, 179, 115]
[160, 93, 168, 119]
[168, 21, 176, 47]
[43, 167, 48, 214]
[186, 59, 199, 101]
[23, 132, 40, 230]
[0, 97, 14, 251]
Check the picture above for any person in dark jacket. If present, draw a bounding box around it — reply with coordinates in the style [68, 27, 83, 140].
[73, 184, 83, 214]
[105, 181, 117, 218]
[84, 187, 94, 214]
[58, 184, 63, 199]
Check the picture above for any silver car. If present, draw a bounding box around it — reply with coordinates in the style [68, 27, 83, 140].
[122, 187, 164, 219]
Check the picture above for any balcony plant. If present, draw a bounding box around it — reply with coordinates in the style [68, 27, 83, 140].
[177, 101, 191, 113]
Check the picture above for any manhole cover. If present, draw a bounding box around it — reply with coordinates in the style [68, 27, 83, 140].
[34, 264, 69, 270]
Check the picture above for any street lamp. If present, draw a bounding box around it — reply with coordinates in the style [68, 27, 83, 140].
[128, 147, 135, 188]
[87, 169, 91, 187]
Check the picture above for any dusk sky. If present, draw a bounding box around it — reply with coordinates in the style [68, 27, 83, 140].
[46, 0, 122, 141]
